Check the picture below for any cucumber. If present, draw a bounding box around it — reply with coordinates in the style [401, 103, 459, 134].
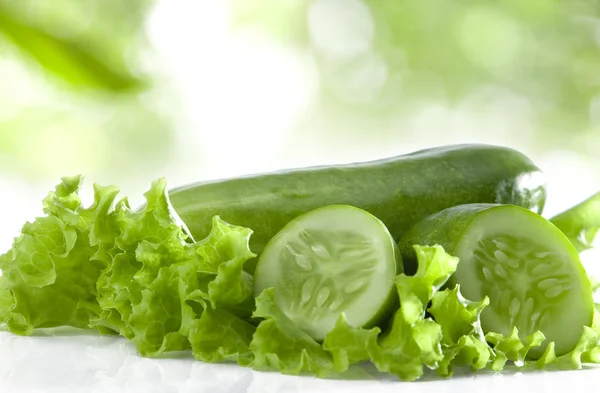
[169, 144, 546, 268]
[253, 205, 400, 340]
[398, 204, 593, 358]
[550, 191, 600, 252]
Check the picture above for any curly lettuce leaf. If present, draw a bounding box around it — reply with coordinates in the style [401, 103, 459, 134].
[428, 285, 491, 376]
[0, 176, 119, 334]
[92, 178, 191, 343]
[321, 245, 457, 381]
[398, 245, 460, 308]
[322, 314, 380, 373]
[369, 246, 455, 380]
[188, 306, 255, 366]
[531, 324, 600, 370]
[93, 180, 256, 357]
[250, 288, 334, 376]
[0, 273, 14, 323]
[0, 174, 257, 361]
[551, 192, 600, 252]
[186, 220, 258, 365]
[125, 258, 199, 356]
[190, 217, 256, 311]
[485, 328, 546, 371]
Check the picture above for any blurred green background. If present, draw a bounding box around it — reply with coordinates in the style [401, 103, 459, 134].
[1, 0, 599, 249]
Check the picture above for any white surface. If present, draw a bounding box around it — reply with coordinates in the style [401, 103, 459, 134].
[0, 330, 598, 393]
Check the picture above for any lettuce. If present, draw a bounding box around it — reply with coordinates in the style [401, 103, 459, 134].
[0, 176, 118, 334]
[250, 288, 335, 376]
[322, 314, 379, 373]
[92, 179, 257, 357]
[368, 245, 456, 380]
[188, 306, 255, 365]
[0, 177, 257, 363]
[322, 246, 457, 381]
[428, 286, 491, 376]
[486, 328, 546, 370]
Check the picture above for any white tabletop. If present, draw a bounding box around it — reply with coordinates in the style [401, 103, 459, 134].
[1, 330, 597, 393]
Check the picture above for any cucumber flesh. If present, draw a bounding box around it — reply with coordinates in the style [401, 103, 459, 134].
[453, 206, 593, 358]
[253, 205, 400, 340]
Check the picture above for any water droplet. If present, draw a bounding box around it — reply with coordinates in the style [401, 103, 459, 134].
[495, 264, 508, 279]
[311, 244, 331, 260]
[482, 267, 494, 282]
[545, 287, 564, 298]
[295, 255, 312, 271]
[509, 298, 520, 316]
[537, 278, 559, 290]
[301, 277, 316, 304]
[316, 287, 330, 307]
[535, 252, 550, 258]
[344, 278, 366, 294]
[494, 250, 509, 264]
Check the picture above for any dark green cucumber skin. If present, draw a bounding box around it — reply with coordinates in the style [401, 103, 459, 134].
[169, 144, 546, 266]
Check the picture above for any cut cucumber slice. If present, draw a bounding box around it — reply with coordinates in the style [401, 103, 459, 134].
[398, 204, 593, 358]
[253, 205, 401, 340]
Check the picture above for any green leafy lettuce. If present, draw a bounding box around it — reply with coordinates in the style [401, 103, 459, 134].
[368, 245, 457, 380]
[0, 176, 257, 364]
[0, 176, 118, 334]
[319, 245, 490, 380]
[91, 179, 257, 358]
[250, 287, 335, 376]
[428, 285, 491, 376]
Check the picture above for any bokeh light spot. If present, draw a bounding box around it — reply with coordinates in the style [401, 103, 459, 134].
[308, 0, 374, 59]
[457, 8, 522, 72]
[324, 52, 388, 104]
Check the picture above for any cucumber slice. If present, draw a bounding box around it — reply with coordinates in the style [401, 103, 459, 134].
[398, 204, 593, 358]
[253, 205, 401, 340]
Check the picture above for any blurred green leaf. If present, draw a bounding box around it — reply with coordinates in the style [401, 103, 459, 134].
[0, 2, 144, 92]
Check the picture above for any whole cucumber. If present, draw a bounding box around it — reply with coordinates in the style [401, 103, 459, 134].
[169, 144, 546, 261]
